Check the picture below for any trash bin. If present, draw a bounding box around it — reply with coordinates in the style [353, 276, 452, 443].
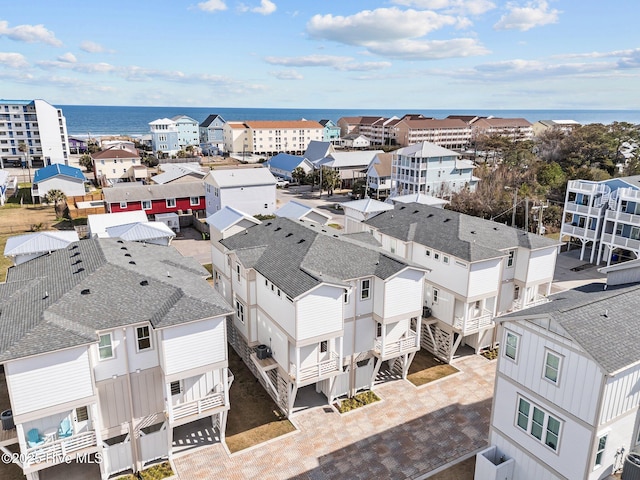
[1, 409, 14, 430]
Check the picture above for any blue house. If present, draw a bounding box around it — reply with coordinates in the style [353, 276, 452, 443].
[319, 120, 341, 144]
[199, 114, 226, 154]
[266, 153, 314, 181]
[31, 163, 86, 202]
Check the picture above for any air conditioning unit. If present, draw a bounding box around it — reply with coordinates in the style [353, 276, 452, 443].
[256, 344, 272, 360]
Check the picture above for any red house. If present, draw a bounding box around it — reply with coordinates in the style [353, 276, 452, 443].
[102, 182, 206, 217]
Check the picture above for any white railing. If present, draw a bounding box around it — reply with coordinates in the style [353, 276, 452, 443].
[560, 224, 599, 240]
[604, 209, 640, 224]
[26, 430, 96, 467]
[564, 202, 604, 216]
[616, 187, 640, 202]
[171, 392, 225, 422]
[290, 353, 340, 383]
[601, 232, 640, 251]
[453, 310, 493, 332]
[567, 180, 609, 195]
[513, 295, 550, 311]
[374, 332, 419, 358]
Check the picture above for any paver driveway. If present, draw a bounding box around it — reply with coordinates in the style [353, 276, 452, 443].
[173, 354, 495, 480]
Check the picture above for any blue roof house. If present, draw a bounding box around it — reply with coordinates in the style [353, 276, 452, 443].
[266, 153, 314, 181]
[31, 164, 86, 202]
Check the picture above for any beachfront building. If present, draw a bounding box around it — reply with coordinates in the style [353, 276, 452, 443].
[532, 119, 581, 137]
[0, 99, 70, 168]
[204, 167, 277, 216]
[393, 117, 472, 149]
[391, 141, 478, 198]
[0, 238, 233, 479]
[199, 114, 226, 154]
[149, 118, 180, 156]
[470, 117, 534, 142]
[208, 213, 427, 416]
[336, 116, 384, 138]
[171, 115, 199, 150]
[91, 146, 145, 186]
[355, 202, 561, 362]
[478, 269, 640, 480]
[319, 120, 341, 144]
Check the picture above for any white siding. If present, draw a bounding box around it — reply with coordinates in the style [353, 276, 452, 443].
[93, 328, 128, 382]
[514, 248, 530, 281]
[220, 185, 276, 216]
[343, 317, 375, 357]
[426, 285, 455, 325]
[410, 247, 470, 296]
[181, 370, 220, 403]
[296, 285, 343, 340]
[468, 259, 502, 297]
[37, 177, 85, 200]
[256, 275, 296, 338]
[499, 323, 601, 424]
[522, 247, 557, 283]
[381, 269, 423, 318]
[601, 363, 640, 423]
[256, 311, 289, 370]
[161, 317, 227, 376]
[7, 347, 94, 415]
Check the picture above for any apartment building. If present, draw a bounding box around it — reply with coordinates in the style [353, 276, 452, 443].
[208, 213, 427, 415]
[222, 120, 324, 157]
[0, 99, 70, 168]
[0, 239, 233, 480]
[470, 117, 534, 142]
[393, 117, 472, 149]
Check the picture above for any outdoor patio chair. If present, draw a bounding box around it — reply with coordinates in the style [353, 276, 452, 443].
[58, 418, 73, 438]
[26, 428, 44, 448]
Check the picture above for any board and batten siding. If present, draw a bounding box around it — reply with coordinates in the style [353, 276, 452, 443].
[257, 311, 289, 370]
[601, 362, 640, 424]
[410, 248, 470, 296]
[520, 247, 557, 284]
[130, 367, 164, 419]
[380, 269, 423, 318]
[500, 322, 601, 424]
[97, 376, 131, 429]
[343, 317, 375, 357]
[6, 346, 94, 416]
[296, 285, 343, 340]
[467, 259, 502, 297]
[256, 276, 295, 338]
[160, 317, 227, 376]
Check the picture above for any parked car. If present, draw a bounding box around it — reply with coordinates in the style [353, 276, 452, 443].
[276, 179, 289, 188]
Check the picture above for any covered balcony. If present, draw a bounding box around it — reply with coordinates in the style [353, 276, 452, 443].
[453, 309, 493, 333]
[513, 294, 549, 311]
[373, 331, 419, 360]
[289, 353, 341, 385]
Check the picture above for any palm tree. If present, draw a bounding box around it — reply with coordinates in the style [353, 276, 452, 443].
[321, 167, 341, 196]
[292, 166, 306, 185]
[18, 141, 31, 182]
[44, 189, 68, 219]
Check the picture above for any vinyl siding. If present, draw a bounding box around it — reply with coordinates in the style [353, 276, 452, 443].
[296, 285, 343, 340]
[522, 247, 557, 284]
[380, 269, 423, 318]
[468, 259, 502, 297]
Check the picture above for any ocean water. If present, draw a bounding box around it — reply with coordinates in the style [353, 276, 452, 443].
[58, 105, 640, 137]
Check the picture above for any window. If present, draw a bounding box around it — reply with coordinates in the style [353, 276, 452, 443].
[595, 434, 607, 467]
[166, 198, 176, 208]
[320, 340, 328, 353]
[136, 326, 151, 351]
[190, 197, 199, 206]
[632, 227, 640, 241]
[425, 249, 431, 257]
[142, 200, 151, 210]
[507, 250, 515, 268]
[376, 323, 382, 337]
[343, 291, 349, 303]
[544, 351, 561, 384]
[170, 381, 182, 396]
[505, 331, 519, 361]
[236, 263, 241, 281]
[119, 201, 127, 209]
[361, 279, 370, 300]
[434, 252, 440, 261]
[235, 300, 245, 324]
[443, 256, 449, 265]
[516, 397, 562, 451]
[98, 333, 113, 360]
[76, 406, 89, 422]
[432, 288, 439, 304]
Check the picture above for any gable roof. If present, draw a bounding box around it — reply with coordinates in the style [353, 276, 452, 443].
[304, 141, 335, 162]
[394, 142, 459, 158]
[200, 114, 225, 128]
[267, 153, 307, 172]
[205, 206, 261, 233]
[151, 164, 207, 184]
[365, 203, 561, 262]
[370, 153, 392, 177]
[102, 182, 204, 204]
[33, 164, 85, 183]
[245, 120, 323, 130]
[220, 217, 423, 299]
[92, 146, 140, 160]
[205, 167, 276, 188]
[88, 211, 149, 237]
[105, 222, 176, 242]
[275, 201, 332, 224]
[4, 231, 79, 257]
[317, 151, 383, 169]
[342, 198, 394, 214]
[500, 282, 640, 375]
[0, 239, 233, 362]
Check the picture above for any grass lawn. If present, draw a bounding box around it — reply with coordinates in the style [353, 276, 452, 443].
[225, 348, 295, 453]
[116, 461, 173, 480]
[407, 349, 459, 387]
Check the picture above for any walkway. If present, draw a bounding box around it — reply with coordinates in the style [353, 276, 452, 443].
[173, 354, 495, 479]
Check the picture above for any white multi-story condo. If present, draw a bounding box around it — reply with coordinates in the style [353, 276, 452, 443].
[223, 120, 324, 157]
[0, 239, 233, 480]
[0, 99, 70, 168]
[347, 202, 561, 362]
[477, 267, 640, 480]
[393, 117, 472, 149]
[560, 176, 640, 265]
[208, 211, 427, 416]
[391, 141, 478, 198]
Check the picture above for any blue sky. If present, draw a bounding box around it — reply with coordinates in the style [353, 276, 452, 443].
[0, 0, 638, 109]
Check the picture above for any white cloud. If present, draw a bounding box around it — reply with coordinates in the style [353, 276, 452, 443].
[368, 38, 489, 60]
[264, 54, 391, 71]
[307, 8, 458, 45]
[252, 0, 276, 15]
[57, 52, 77, 63]
[0, 52, 29, 68]
[80, 41, 106, 53]
[391, 0, 496, 15]
[494, 1, 560, 31]
[197, 0, 227, 12]
[0, 20, 62, 46]
[270, 69, 303, 80]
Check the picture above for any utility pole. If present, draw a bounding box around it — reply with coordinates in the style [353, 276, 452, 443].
[511, 188, 518, 227]
[525, 197, 529, 233]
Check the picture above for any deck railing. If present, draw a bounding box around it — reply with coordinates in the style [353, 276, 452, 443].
[170, 392, 225, 422]
[290, 353, 340, 383]
[26, 430, 96, 467]
[453, 310, 493, 332]
[374, 332, 419, 358]
[513, 295, 549, 311]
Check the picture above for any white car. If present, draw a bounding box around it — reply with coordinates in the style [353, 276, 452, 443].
[276, 179, 289, 188]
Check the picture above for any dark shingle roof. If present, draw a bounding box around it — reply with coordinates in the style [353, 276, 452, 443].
[500, 282, 640, 374]
[365, 203, 561, 262]
[221, 217, 420, 298]
[0, 239, 232, 362]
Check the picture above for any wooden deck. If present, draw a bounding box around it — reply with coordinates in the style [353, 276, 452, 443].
[251, 353, 278, 371]
[0, 427, 17, 447]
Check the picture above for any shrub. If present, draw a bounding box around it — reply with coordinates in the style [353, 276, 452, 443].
[336, 390, 380, 413]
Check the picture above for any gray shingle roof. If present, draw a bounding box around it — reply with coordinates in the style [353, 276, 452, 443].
[500, 282, 640, 374]
[0, 239, 232, 362]
[220, 217, 421, 298]
[365, 203, 561, 262]
[102, 182, 204, 203]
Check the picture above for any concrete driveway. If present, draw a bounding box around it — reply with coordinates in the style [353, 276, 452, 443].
[276, 185, 350, 229]
[171, 227, 212, 265]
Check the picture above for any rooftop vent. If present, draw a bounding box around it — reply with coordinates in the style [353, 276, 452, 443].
[69, 245, 78, 250]
[43, 291, 49, 299]
[265, 222, 272, 226]
[493, 227, 499, 231]
[73, 259, 82, 265]
[427, 214, 433, 218]
[121, 247, 128, 250]
[117, 240, 124, 244]
[399, 206, 406, 210]
[285, 233, 293, 237]
[81, 289, 91, 295]
[470, 231, 476, 234]
[124, 253, 132, 257]
[275, 227, 281, 231]
[413, 210, 419, 214]
[444, 218, 451, 223]
[71, 252, 80, 258]
[333, 235, 339, 238]
[140, 280, 148, 286]
[75, 267, 85, 274]
[297, 239, 306, 244]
